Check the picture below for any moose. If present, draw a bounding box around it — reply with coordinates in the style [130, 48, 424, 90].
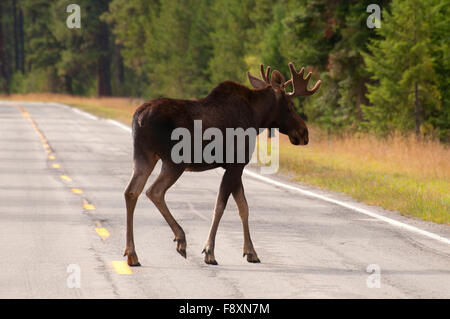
[124, 62, 321, 266]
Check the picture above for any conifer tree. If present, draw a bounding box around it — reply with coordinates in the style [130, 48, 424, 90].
[363, 0, 441, 137]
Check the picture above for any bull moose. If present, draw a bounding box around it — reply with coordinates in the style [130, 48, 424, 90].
[124, 62, 321, 266]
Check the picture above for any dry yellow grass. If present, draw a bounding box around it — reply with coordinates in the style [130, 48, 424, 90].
[279, 129, 450, 223]
[2, 93, 449, 223]
[292, 127, 450, 181]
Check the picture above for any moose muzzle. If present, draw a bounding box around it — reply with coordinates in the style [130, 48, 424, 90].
[289, 130, 308, 146]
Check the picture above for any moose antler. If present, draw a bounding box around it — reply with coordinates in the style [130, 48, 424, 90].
[260, 64, 271, 84]
[247, 64, 272, 89]
[285, 62, 321, 97]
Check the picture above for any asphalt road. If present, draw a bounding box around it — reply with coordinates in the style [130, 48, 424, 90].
[0, 101, 449, 298]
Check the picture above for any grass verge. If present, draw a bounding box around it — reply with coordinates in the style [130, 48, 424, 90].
[2, 93, 449, 224]
[278, 132, 449, 224]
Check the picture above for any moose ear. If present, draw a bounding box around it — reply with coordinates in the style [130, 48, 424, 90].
[270, 70, 286, 89]
[247, 72, 267, 89]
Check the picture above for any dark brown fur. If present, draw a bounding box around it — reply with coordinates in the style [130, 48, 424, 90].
[124, 64, 319, 266]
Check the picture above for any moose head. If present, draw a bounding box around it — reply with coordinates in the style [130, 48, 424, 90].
[247, 62, 321, 146]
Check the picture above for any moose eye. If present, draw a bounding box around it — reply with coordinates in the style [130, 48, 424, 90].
[287, 102, 295, 111]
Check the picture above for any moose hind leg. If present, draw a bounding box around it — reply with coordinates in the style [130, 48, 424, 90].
[124, 155, 157, 266]
[233, 181, 260, 263]
[146, 162, 186, 258]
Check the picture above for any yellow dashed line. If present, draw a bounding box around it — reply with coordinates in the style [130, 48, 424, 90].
[71, 188, 83, 194]
[111, 261, 132, 275]
[84, 204, 95, 211]
[19, 106, 108, 256]
[95, 227, 110, 240]
[83, 200, 95, 211]
[60, 175, 72, 182]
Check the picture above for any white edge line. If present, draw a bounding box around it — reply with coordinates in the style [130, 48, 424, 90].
[71, 107, 99, 121]
[70, 106, 449, 247]
[243, 169, 450, 246]
[106, 119, 132, 133]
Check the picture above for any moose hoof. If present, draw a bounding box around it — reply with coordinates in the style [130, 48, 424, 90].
[202, 247, 218, 265]
[243, 252, 261, 263]
[205, 258, 218, 265]
[174, 238, 187, 258]
[204, 254, 218, 265]
[124, 249, 141, 267]
[177, 247, 187, 258]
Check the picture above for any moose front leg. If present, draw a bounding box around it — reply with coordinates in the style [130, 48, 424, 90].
[202, 193, 227, 265]
[232, 181, 260, 263]
[202, 167, 242, 265]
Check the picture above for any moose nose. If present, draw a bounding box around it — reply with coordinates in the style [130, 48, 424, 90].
[289, 134, 300, 145]
[303, 136, 309, 145]
[302, 131, 309, 145]
[289, 130, 308, 145]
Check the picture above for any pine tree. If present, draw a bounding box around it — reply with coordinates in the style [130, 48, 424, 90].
[208, 0, 254, 84]
[281, 0, 340, 129]
[247, 1, 288, 75]
[103, 0, 159, 96]
[149, 0, 213, 98]
[0, 1, 10, 93]
[362, 0, 441, 137]
[51, 0, 113, 96]
[428, 0, 450, 141]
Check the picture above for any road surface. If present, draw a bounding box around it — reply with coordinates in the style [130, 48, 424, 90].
[0, 101, 449, 298]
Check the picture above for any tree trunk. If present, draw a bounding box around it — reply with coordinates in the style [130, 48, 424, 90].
[413, 11, 421, 139]
[97, 22, 111, 96]
[355, 78, 369, 122]
[97, 55, 111, 96]
[0, 3, 10, 94]
[19, 7, 24, 74]
[112, 44, 124, 96]
[116, 45, 124, 94]
[64, 75, 73, 95]
[12, 0, 19, 72]
[414, 82, 421, 138]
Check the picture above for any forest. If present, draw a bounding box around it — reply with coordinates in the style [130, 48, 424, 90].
[0, 0, 449, 141]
